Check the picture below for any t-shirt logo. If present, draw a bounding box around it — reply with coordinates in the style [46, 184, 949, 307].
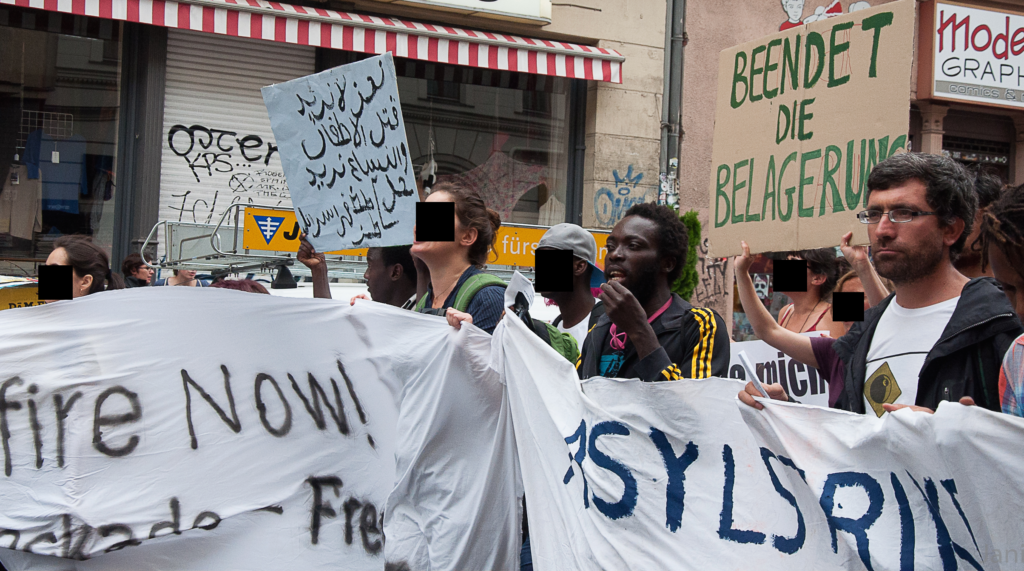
[599, 353, 624, 378]
[864, 361, 902, 417]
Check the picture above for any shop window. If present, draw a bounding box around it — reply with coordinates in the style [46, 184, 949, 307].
[318, 50, 573, 228]
[943, 135, 1011, 182]
[0, 7, 122, 273]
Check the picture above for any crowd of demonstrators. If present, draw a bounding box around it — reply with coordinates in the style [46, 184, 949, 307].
[740, 152, 1023, 417]
[536, 223, 607, 349]
[121, 253, 154, 288]
[44, 235, 124, 299]
[773, 247, 841, 336]
[578, 203, 730, 382]
[979, 183, 1024, 416]
[954, 165, 1004, 279]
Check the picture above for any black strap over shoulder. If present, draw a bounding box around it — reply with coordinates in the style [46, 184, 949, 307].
[554, 301, 606, 330]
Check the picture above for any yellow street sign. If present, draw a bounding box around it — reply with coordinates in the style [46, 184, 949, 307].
[242, 207, 608, 268]
[0, 282, 47, 311]
[242, 207, 366, 256]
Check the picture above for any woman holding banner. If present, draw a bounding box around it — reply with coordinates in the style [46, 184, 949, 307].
[735, 235, 890, 408]
[411, 181, 507, 334]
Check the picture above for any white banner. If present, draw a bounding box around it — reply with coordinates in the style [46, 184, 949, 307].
[499, 315, 1024, 571]
[0, 289, 410, 571]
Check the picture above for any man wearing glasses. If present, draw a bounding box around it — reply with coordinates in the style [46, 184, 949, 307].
[746, 153, 1022, 415]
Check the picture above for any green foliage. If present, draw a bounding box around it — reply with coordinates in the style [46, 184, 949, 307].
[672, 210, 701, 302]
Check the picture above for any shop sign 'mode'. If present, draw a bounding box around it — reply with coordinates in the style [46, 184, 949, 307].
[921, 2, 1024, 111]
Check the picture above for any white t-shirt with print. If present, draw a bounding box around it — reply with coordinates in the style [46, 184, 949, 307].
[863, 296, 959, 416]
[557, 300, 602, 350]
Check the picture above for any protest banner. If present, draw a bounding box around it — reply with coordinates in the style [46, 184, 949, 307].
[707, 0, 914, 258]
[497, 313, 1024, 571]
[729, 333, 831, 408]
[262, 53, 418, 252]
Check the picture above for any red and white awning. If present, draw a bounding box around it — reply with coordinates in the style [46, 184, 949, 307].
[0, 0, 623, 83]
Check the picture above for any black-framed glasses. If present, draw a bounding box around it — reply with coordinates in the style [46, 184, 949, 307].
[856, 209, 937, 224]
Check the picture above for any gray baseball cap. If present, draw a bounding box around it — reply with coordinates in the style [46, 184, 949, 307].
[537, 223, 606, 287]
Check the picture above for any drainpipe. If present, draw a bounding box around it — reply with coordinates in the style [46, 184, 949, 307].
[658, 0, 686, 210]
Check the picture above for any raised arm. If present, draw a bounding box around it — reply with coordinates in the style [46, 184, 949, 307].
[298, 233, 332, 300]
[735, 241, 818, 369]
[839, 232, 890, 307]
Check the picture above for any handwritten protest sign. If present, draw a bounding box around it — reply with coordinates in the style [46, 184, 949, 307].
[707, 0, 914, 258]
[263, 53, 418, 252]
[729, 333, 830, 408]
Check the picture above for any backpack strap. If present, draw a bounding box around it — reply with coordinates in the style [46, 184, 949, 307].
[552, 315, 562, 327]
[452, 273, 507, 313]
[531, 319, 552, 345]
[588, 301, 607, 331]
[413, 292, 429, 312]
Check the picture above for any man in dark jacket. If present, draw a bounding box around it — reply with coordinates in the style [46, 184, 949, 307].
[743, 153, 1022, 414]
[578, 203, 730, 382]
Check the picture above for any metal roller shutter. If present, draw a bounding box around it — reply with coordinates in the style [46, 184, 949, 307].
[158, 29, 314, 235]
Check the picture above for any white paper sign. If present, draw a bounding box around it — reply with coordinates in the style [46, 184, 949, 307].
[262, 53, 418, 251]
[728, 334, 831, 408]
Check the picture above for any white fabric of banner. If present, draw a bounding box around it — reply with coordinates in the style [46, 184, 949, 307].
[0, 289, 410, 570]
[498, 314, 1024, 571]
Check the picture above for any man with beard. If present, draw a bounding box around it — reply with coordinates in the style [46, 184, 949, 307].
[577, 203, 730, 382]
[742, 153, 1022, 415]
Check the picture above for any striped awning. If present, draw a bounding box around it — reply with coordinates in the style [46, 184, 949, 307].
[0, 0, 624, 83]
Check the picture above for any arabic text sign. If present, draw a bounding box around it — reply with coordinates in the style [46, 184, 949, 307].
[263, 53, 418, 252]
[925, 2, 1024, 111]
[707, 0, 914, 257]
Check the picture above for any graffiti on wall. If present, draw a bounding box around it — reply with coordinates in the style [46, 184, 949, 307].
[594, 165, 647, 227]
[778, 0, 872, 31]
[165, 124, 291, 223]
[692, 238, 730, 306]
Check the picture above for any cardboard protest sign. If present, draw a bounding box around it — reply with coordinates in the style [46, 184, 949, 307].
[262, 53, 418, 252]
[498, 314, 1024, 570]
[707, 0, 915, 258]
[730, 333, 830, 408]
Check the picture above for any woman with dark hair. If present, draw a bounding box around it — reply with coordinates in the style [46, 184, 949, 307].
[410, 181, 506, 334]
[775, 247, 841, 334]
[121, 253, 154, 287]
[157, 269, 208, 287]
[44, 235, 125, 298]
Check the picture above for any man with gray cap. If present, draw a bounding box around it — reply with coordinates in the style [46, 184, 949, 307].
[535, 223, 607, 349]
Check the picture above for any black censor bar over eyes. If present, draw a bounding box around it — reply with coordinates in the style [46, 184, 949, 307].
[415, 202, 455, 242]
[37, 266, 73, 300]
[772, 259, 807, 292]
[534, 249, 574, 293]
[832, 292, 865, 322]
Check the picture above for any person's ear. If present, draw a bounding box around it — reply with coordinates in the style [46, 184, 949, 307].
[460, 226, 479, 248]
[389, 264, 403, 282]
[80, 274, 94, 293]
[944, 216, 966, 249]
[661, 255, 676, 278]
[573, 258, 588, 277]
[810, 273, 826, 287]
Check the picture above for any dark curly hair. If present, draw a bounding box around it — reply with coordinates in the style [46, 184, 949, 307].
[867, 153, 977, 261]
[980, 183, 1024, 278]
[622, 203, 688, 283]
[775, 248, 842, 297]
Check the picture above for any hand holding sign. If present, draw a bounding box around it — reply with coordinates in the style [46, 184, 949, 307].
[263, 53, 418, 252]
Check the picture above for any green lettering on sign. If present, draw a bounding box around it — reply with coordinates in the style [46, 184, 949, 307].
[798, 149, 821, 218]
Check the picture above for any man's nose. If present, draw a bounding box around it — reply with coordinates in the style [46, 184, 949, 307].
[874, 215, 899, 239]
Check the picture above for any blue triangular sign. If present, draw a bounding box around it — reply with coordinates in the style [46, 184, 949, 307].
[254, 216, 285, 244]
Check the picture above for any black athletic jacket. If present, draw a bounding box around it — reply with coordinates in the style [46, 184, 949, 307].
[832, 277, 1023, 413]
[576, 294, 731, 382]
